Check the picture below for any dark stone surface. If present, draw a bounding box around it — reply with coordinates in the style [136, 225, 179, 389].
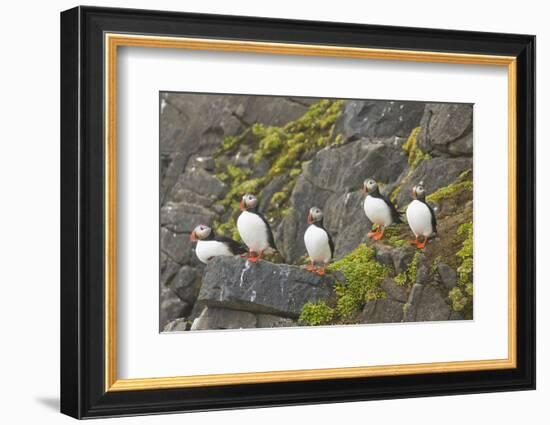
[323, 190, 372, 259]
[170, 188, 214, 206]
[161, 202, 216, 234]
[171, 168, 228, 200]
[379, 277, 409, 303]
[159, 287, 187, 330]
[160, 227, 194, 265]
[436, 262, 458, 289]
[198, 257, 335, 318]
[304, 141, 408, 193]
[335, 100, 425, 141]
[403, 283, 424, 322]
[257, 314, 297, 328]
[170, 265, 203, 304]
[361, 298, 405, 324]
[162, 318, 190, 332]
[449, 311, 465, 321]
[417, 103, 473, 156]
[415, 254, 432, 284]
[190, 155, 216, 171]
[414, 285, 452, 322]
[191, 307, 258, 330]
[374, 245, 394, 269]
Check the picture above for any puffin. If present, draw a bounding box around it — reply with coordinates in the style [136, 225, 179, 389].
[237, 193, 277, 262]
[304, 207, 334, 275]
[363, 178, 402, 240]
[406, 183, 437, 249]
[189, 224, 247, 264]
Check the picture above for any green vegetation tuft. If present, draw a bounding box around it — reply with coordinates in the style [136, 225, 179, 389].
[299, 301, 335, 326]
[449, 221, 474, 317]
[327, 244, 389, 323]
[212, 100, 344, 238]
[402, 126, 431, 168]
[426, 170, 473, 203]
[449, 287, 469, 312]
[394, 251, 422, 287]
[431, 255, 442, 275]
[394, 272, 407, 286]
[382, 226, 408, 248]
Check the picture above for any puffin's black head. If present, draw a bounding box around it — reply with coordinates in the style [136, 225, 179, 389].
[189, 224, 212, 241]
[307, 206, 324, 224]
[240, 193, 259, 211]
[363, 178, 378, 195]
[412, 184, 426, 200]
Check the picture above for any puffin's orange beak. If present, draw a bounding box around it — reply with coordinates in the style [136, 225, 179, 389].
[240, 199, 245, 210]
[307, 212, 313, 224]
[363, 186, 368, 195]
[411, 187, 416, 199]
[189, 231, 197, 241]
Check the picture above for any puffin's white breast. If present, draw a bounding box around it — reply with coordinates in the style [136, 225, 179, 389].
[406, 200, 434, 237]
[363, 195, 393, 227]
[237, 211, 269, 252]
[304, 225, 332, 263]
[195, 240, 233, 264]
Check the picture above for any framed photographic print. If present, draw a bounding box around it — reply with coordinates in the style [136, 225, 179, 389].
[60, 6, 535, 419]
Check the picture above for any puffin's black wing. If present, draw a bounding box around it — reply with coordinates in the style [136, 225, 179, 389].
[256, 212, 278, 251]
[326, 229, 335, 259]
[380, 194, 403, 224]
[425, 201, 437, 234]
[213, 235, 247, 255]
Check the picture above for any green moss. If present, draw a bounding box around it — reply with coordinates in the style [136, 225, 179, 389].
[299, 301, 335, 326]
[387, 236, 408, 247]
[324, 244, 389, 323]
[456, 222, 473, 259]
[449, 287, 468, 311]
[431, 255, 442, 274]
[402, 127, 431, 168]
[389, 184, 402, 203]
[335, 292, 360, 322]
[392, 251, 422, 287]
[383, 226, 407, 247]
[394, 272, 407, 286]
[450, 220, 474, 316]
[212, 99, 344, 238]
[426, 171, 473, 203]
[408, 251, 421, 285]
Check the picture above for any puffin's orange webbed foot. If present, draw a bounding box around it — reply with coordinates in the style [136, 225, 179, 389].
[315, 267, 326, 276]
[416, 238, 427, 249]
[304, 263, 316, 272]
[372, 230, 385, 241]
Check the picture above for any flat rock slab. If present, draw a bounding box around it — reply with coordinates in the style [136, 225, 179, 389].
[198, 257, 335, 318]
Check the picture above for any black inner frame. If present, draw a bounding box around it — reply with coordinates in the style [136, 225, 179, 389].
[60, 6, 535, 419]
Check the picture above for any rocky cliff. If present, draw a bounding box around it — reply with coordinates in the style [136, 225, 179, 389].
[160, 93, 473, 331]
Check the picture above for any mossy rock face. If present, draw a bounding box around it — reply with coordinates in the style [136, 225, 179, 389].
[160, 93, 475, 329]
[212, 99, 345, 242]
[301, 169, 474, 324]
[393, 156, 473, 208]
[299, 244, 390, 325]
